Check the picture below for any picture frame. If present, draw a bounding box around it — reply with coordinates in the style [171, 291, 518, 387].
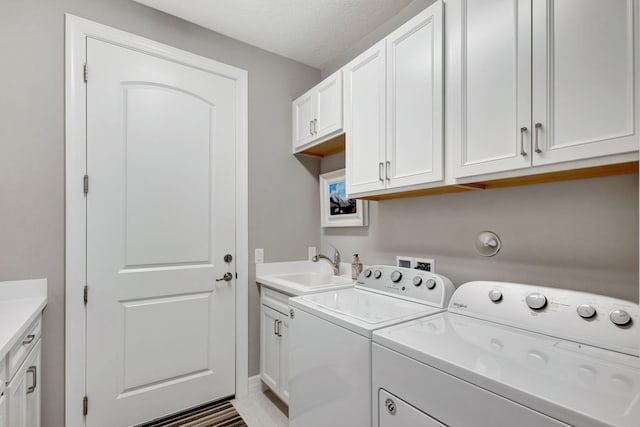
[319, 169, 368, 228]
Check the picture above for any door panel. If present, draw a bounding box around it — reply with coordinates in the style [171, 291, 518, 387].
[452, 0, 532, 178]
[315, 71, 343, 138]
[532, 0, 638, 165]
[279, 315, 290, 405]
[260, 305, 281, 392]
[293, 91, 315, 149]
[86, 37, 236, 425]
[386, 1, 443, 188]
[345, 40, 387, 195]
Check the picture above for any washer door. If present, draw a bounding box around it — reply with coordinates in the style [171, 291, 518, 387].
[379, 389, 446, 427]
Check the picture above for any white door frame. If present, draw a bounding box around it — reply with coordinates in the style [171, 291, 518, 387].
[64, 14, 249, 427]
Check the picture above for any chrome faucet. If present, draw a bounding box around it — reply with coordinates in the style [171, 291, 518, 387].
[312, 246, 341, 275]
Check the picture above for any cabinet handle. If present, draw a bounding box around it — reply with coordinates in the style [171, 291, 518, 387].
[314, 119, 318, 134]
[22, 334, 35, 345]
[27, 366, 37, 394]
[520, 126, 528, 156]
[309, 120, 313, 136]
[379, 162, 384, 182]
[273, 319, 277, 335]
[385, 161, 391, 181]
[534, 122, 542, 153]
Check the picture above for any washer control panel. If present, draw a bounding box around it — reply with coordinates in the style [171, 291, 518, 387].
[449, 281, 639, 356]
[357, 265, 455, 308]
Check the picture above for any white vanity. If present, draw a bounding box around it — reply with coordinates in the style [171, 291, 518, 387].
[0, 279, 47, 427]
[256, 261, 354, 404]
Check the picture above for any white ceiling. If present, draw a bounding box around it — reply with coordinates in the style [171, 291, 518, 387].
[133, 0, 414, 69]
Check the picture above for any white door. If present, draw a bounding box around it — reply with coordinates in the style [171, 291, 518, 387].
[532, 0, 638, 165]
[86, 37, 237, 425]
[292, 90, 315, 150]
[260, 305, 281, 393]
[386, 1, 443, 189]
[450, 0, 532, 178]
[315, 71, 343, 138]
[345, 40, 387, 195]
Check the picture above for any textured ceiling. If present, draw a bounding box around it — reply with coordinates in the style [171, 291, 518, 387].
[133, 0, 414, 69]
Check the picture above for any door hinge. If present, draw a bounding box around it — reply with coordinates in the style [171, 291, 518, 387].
[83, 396, 88, 416]
[235, 272, 238, 279]
[84, 63, 88, 83]
[83, 285, 88, 305]
[83, 175, 89, 194]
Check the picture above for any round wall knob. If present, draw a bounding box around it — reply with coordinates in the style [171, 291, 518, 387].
[609, 309, 631, 326]
[412, 276, 423, 287]
[425, 279, 436, 289]
[576, 304, 596, 319]
[488, 289, 503, 302]
[390, 271, 403, 283]
[526, 293, 547, 310]
[374, 270, 382, 279]
[364, 269, 372, 278]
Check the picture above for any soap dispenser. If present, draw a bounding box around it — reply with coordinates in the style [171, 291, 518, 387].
[351, 254, 363, 280]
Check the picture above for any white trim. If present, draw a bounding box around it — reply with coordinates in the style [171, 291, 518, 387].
[247, 375, 268, 396]
[65, 14, 249, 427]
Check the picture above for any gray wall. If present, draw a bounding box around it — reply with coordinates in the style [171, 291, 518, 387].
[0, 1, 320, 425]
[321, 153, 639, 302]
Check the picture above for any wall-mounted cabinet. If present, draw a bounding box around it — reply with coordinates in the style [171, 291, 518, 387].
[345, 1, 444, 197]
[449, 0, 639, 179]
[292, 70, 343, 155]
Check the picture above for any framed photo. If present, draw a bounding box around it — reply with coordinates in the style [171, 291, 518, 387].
[320, 169, 368, 228]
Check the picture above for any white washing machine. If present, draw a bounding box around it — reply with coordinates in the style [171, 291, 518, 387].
[288, 265, 455, 427]
[373, 281, 640, 427]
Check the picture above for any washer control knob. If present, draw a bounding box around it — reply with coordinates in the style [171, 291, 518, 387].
[364, 269, 372, 278]
[609, 309, 632, 326]
[488, 289, 503, 302]
[373, 270, 382, 279]
[526, 293, 547, 310]
[576, 304, 596, 319]
[412, 276, 423, 287]
[425, 279, 437, 290]
[390, 271, 403, 283]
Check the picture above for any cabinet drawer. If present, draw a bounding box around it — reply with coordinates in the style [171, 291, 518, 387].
[261, 287, 290, 315]
[8, 316, 41, 380]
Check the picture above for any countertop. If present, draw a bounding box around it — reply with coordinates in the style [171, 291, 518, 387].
[0, 279, 47, 359]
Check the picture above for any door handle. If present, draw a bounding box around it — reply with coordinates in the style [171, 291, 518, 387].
[313, 118, 318, 134]
[534, 122, 542, 153]
[276, 320, 282, 337]
[27, 366, 37, 394]
[216, 272, 233, 282]
[274, 319, 278, 336]
[379, 162, 384, 182]
[520, 126, 528, 156]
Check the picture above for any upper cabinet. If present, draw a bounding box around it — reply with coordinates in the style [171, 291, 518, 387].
[292, 70, 343, 153]
[450, 0, 639, 179]
[346, 1, 444, 196]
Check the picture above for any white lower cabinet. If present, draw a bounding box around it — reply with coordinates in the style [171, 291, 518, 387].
[7, 340, 41, 427]
[260, 288, 290, 404]
[0, 392, 7, 427]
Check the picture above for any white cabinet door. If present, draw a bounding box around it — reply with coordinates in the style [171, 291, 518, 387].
[315, 71, 343, 139]
[345, 40, 387, 194]
[279, 315, 290, 405]
[0, 393, 7, 427]
[7, 341, 40, 427]
[25, 342, 40, 427]
[450, 0, 532, 178]
[292, 90, 315, 150]
[260, 305, 281, 393]
[386, 1, 443, 188]
[532, 0, 638, 166]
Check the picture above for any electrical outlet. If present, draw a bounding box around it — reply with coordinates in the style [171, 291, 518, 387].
[414, 257, 435, 272]
[308, 246, 317, 260]
[254, 248, 264, 264]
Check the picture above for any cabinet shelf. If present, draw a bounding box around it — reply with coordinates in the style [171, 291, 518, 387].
[295, 133, 345, 158]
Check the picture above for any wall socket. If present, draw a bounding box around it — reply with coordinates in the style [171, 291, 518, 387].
[254, 248, 264, 264]
[308, 246, 317, 260]
[396, 256, 435, 272]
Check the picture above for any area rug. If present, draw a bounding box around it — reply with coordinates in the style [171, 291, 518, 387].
[141, 400, 248, 427]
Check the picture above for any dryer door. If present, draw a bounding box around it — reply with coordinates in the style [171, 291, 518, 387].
[379, 389, 445, 427]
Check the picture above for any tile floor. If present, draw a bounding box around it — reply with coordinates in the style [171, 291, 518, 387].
[232, 389, 288, 427]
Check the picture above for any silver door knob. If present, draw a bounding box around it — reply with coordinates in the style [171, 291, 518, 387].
[216, 272, 233, 282]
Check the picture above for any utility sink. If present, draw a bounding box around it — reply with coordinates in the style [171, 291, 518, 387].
[274, 272, 353, 288]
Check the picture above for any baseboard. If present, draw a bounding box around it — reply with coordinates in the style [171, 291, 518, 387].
[248, 374, 267, 395]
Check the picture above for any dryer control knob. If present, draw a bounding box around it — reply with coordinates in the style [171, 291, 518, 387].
[526, 293, 547, 310]
[425, 279, 436, 290]
[576, 304, 596, 319]
[374, 270, 382, 279]
[364, 269, 372, 278]
[610, 309, 631, 326]
[390, 271, 403, 283]
[412, 276, 423, 287]
[488, 289, 503, 302]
